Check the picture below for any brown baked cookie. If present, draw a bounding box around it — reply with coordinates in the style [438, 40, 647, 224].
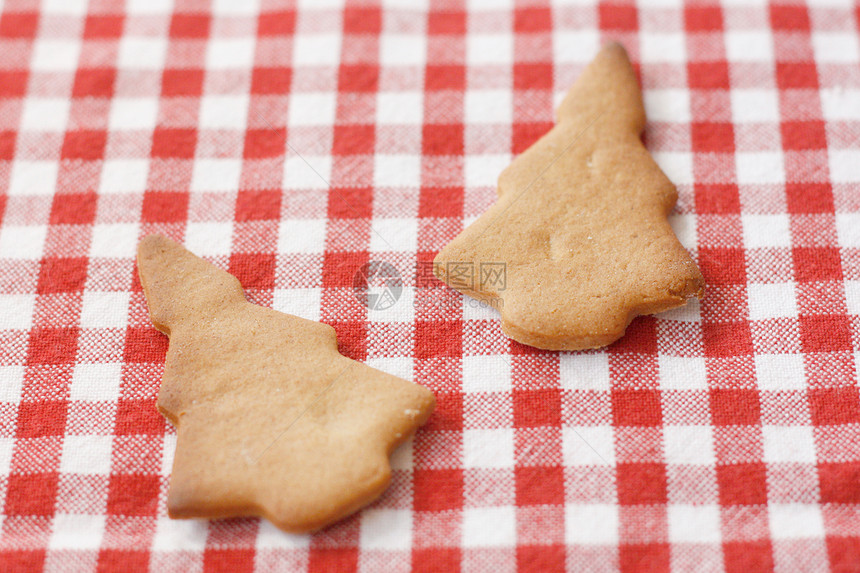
[137, 235, 435, 533]
[434, 42, 704, 350]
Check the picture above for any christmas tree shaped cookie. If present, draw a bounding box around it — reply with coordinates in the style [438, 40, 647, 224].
[137, 235, 435, 533]
[434, 43, 705, 350]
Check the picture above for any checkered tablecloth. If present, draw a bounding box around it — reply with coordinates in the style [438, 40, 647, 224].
[1, 0, 859, 571]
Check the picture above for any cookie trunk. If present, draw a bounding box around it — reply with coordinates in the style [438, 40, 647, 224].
[165, 381, 434, 533]
[165, 452, 392, 534]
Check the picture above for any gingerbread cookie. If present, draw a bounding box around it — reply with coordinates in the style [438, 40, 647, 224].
[137, 235, 435, 533]
[434, 43, 704, 350]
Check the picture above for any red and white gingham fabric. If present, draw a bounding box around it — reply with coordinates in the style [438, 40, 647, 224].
[0, 0, 858, 571]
